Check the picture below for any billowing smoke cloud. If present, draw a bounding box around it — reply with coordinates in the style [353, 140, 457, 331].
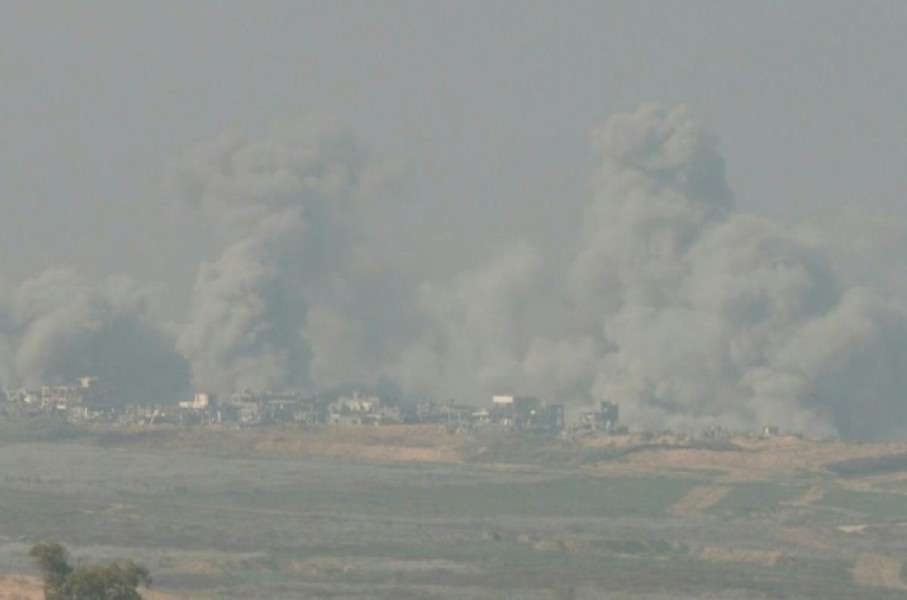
[570, 105, 907, 439]
[12, 103, 887, 440]
[569, 104, 734, 314]
[0, 268, 188, 404]
[388, 241, 602, 407]
[166, 116, 406, 394]
[393, 241, 544, 400]
[388, 104, 907, 440]
[175, 212, 312, 392]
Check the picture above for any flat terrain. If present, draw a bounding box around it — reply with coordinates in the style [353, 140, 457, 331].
[2, 424, 907, 598]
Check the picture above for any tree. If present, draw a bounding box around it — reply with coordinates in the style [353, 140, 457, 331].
[28, 542, 72, 600]
[29, 542, 151, 600]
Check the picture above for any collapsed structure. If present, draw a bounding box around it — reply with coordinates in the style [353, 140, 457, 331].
[578, 401, 621, 433]
[0, 378, 585, 435]
[1, 377, 800, 440]
[4, 377, 117, 421]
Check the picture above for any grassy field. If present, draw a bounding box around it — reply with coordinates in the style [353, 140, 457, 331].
[816, 489, 907, 521]
[706, 482, 807, 516]
[0, 435, 906, 598]
[194, 474, 699, 519]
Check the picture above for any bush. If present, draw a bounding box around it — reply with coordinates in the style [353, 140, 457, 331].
[29, 542, 151, 600]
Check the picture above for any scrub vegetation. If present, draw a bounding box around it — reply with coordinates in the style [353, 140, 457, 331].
[0, 434, 906, 598]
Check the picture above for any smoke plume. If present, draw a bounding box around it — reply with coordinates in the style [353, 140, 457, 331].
[571, 105, 907, 439]
[8, 104, 903, 439]
[166, 115, 404, 394]
[385, 104, 907, 440]
[0, 268, 188, 404]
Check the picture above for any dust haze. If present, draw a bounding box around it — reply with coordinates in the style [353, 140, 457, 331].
[0, 104, 904, 439]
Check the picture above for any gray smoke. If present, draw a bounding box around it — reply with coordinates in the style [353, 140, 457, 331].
[175, 211, 313, 392]
[0, 268, 188, 404]
[385, 104, 907, 440]
[571, 105, 907, 439]
[8, 103, 890, 440]
[393, 241, 545, 401]
[166, 115, 406, 393]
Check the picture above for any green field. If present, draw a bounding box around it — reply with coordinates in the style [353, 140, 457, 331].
[707, 482, 807, 516]
[195, 474, 699, 519]
[817, 489, 907, 521]
[0, 441, 904, 598]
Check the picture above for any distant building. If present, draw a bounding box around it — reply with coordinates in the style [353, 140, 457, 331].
[491, 395, 539, 411]
[180, 393, 216, 410]
[329, 391, 399, 425]
[489, 394, 564, 432]
[578, 401, 620, 433]
[78, 377, 117, 408]
[41, 385, 81, 412]
[336, 391, 381, 413]
[529, 403, 565, 433]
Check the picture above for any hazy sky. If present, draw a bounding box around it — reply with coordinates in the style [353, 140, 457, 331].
[3, 2, 907, 437]
[3, 2, 906, 291]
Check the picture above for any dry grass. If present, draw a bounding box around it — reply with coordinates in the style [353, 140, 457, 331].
[698, 546, 784, 566]
[0, 573, 194, 600]
[617, 436, 907, 480]
[785, 485, 826, 506]
[0, 573, 40, 600]
[94, 424, 466, 463]
[853, 553, 907, 590]
[775, 527, 833, 551]
[668, 485, 730, 516]
[89, 425, 907, 478]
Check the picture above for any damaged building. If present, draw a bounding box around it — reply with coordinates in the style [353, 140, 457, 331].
[489, 394, 565, 433]
[577, 401, 621, 433]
